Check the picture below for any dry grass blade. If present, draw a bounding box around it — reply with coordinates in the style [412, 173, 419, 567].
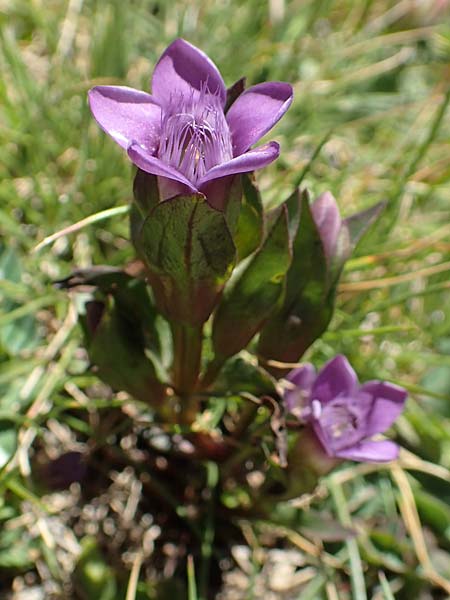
[390, 464, 450, 595]
[32, 205, 130, 253]
[125, 552, 144, 600]
[339, 261, 450, 293]
[258, 522, 344, 570]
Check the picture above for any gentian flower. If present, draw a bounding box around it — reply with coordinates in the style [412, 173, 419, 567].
[88, 39, 293, 203]
[284, 355, 407, 462]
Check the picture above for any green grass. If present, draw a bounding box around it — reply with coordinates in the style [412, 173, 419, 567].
[1, 0, 450, 597]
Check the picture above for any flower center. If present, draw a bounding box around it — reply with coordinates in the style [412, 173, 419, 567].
[158, 87, 233, 184]
[313, 397, 362, 452]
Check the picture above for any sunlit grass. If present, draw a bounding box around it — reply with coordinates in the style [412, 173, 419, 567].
[0, 0, 449, 597]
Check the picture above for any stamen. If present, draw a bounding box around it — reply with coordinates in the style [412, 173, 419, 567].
[158, 84, 233, 184]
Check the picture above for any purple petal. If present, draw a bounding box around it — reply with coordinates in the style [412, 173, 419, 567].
[226, 82, 293, 156]
[284, 364, 316, 412]
[335, 439, 399, 462]
[88, 86, 161, 153]
[158, 177, 196, 201]
[151, 39, 226, 106]
[360, 381, 407, 437]
[198, 142, 280, 187]
[312, 355, 358, 405]
[311, 192, 342, 261]
[127, 143, 198, 193]
[199, 176, 237, 211]
[287, 363, 316, 389]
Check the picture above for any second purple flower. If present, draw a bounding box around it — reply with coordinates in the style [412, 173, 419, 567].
[285, 355, 407, 462]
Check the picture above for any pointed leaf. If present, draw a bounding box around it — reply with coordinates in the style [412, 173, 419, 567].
[55, 266, 130, 291]
[63, 268, 162, 357]
[212, 206, 292, 359]
[328, 201, 386, 284]
[344, 201, 386, 250]
[214, 356, 277, 396]
[140, 195, 236, 325]
[85, 299, 166, 408]
[258, 191, 331, 366]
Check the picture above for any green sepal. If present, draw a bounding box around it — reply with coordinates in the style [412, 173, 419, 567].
[212, 206, 292, 360]
[83, 296, 166, 408]
[234, 174, 264, 260]
[139, 195, 236, 325]
[132, 168, 159, 216]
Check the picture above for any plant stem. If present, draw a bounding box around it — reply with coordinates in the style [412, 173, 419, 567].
[171, 322, 203, 392]
[200, 355, 226, 390]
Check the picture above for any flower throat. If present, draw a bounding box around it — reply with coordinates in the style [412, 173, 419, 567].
[158, 86, 233, 183]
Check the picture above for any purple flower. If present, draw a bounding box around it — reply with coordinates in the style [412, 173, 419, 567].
[88, 39, 293, 202]
[285, 355, 407, 462]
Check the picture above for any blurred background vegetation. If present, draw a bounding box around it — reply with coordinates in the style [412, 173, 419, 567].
[0, 0, 450, 598]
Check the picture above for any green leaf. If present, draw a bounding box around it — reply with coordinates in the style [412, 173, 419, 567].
[234, 174, 264, 260]
[55, 266, 130, 290]
[65, 268, 163, 358]
[258, 190, 331, 366]
[331, 200, 386, 279]
[140, 195, 236, 325]
[344, 201, 386, 250]
[414, 488, 450, 544]
[132, 168, 159, 215]
[85, 298, 166, 409]
[214, 356, 277, 396]
[212, 206, 292, 359]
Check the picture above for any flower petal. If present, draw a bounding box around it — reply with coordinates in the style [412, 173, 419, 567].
[311, 192, 342, 261]
[198, 142, 280, 187]
[226, 82, 293, 155]
[284, 364, 316, 412]
[312, 355, 358, 405]
[127, 143, 198, 193]
[335, 439, 399, 462]
[287, 363, 316, 389]
[88, 86, 161, 153]
[360, 381, 407, 437]
[151, 39, 226, 106]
